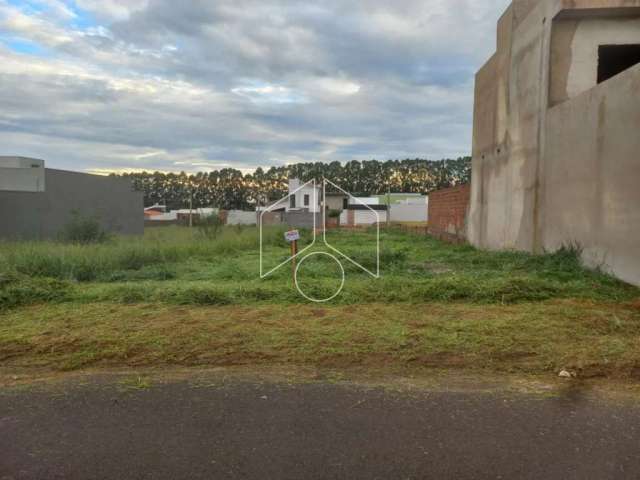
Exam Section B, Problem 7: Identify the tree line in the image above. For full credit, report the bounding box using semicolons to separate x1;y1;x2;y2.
114;157;471;210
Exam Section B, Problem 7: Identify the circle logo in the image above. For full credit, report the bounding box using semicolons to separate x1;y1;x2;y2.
294;252;345;303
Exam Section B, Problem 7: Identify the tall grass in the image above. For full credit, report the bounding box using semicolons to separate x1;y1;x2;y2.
0;226;287;282
0;226;637;310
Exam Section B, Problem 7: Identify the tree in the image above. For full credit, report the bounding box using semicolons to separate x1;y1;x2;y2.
121;157;472;209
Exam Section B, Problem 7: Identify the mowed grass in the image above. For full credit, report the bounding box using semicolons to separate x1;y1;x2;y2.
2;301;640;377
1;226;639;376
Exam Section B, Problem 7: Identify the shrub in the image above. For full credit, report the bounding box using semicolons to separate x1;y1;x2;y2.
59;211;109;244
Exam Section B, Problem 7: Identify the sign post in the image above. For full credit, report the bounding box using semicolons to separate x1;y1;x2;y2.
284;230;301;279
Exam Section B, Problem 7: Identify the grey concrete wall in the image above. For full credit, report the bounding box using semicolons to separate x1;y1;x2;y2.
226;210;257;225
0;168;144;240
468;0;640;286
543;63;640;285
283;211;320;229
549;16;640;106
389;204;428;223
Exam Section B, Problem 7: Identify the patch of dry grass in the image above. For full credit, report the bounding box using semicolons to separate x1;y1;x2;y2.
1;300;639;378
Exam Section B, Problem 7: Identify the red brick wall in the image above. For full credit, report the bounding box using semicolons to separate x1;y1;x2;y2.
427;184;470;243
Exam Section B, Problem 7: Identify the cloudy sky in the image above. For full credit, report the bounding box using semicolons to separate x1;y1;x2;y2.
0;0;510;174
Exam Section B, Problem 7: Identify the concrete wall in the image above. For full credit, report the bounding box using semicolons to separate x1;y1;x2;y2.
389;204;428;223
260;211;283;226
340;209;387;226
325;195;347;212
283;211;321;229
468;0;640;286
0;168;144;240
0;157;45;192
550;16;640;106
226;210;257;225
543;63;640;285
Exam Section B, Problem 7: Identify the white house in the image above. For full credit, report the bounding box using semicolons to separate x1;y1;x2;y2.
287;178;321;213
257;178;321;213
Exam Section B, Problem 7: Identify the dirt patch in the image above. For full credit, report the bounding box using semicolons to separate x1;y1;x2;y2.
407;353;469;367
628;299;640;312
490;351;538;361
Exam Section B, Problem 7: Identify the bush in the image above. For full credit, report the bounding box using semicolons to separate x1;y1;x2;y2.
59;211;109;244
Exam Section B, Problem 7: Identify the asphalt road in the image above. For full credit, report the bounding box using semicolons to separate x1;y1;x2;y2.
1;376;640;479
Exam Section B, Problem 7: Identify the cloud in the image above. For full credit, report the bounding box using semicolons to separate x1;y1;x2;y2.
0;0;511;173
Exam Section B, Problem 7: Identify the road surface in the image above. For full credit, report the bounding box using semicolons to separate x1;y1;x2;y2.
1;374;639;479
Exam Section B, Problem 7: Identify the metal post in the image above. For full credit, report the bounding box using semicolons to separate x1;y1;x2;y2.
386;186;391;228
189;189;193;228
291;240;297;279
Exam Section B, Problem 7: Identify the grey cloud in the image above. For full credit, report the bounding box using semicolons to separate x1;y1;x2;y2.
0;0;511;173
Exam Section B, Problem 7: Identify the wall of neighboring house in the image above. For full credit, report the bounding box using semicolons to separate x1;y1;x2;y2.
325;195;347;212
549;15;640;106
543;63;640;285
467;0;640;286
0;168;143;239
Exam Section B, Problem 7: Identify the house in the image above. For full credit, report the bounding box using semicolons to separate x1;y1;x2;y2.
286;178;321;213
467;0;640;286
144;204;169;219
325;191;349;213
256;179;321;213
0;156;143;239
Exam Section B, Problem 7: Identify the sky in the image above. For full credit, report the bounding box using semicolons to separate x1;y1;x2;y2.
0;0;511;174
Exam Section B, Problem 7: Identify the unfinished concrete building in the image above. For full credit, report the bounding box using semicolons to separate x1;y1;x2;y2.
468;0;640;286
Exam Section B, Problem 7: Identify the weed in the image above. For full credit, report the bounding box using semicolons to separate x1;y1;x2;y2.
59;211;109;244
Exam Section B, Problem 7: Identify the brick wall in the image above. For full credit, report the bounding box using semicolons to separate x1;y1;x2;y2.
427;184;470;243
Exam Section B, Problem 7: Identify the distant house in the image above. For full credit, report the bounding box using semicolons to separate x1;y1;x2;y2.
325;191;349;213
0;156;143;240
257;178;322;213
144;204;167;219
286;179;321;213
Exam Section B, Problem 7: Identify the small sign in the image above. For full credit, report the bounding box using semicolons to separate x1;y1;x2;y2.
284;230;300;242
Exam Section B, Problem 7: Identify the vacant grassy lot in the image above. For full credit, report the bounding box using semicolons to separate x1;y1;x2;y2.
1;226;639;377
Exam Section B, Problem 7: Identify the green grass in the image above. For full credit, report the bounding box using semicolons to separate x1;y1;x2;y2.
1;226;639;376
1;301;639;377
0;226;637;310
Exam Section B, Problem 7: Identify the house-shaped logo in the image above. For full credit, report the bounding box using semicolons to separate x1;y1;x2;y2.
259;178;381;301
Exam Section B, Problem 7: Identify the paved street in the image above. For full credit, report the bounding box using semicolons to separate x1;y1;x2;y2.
1;375;640;479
